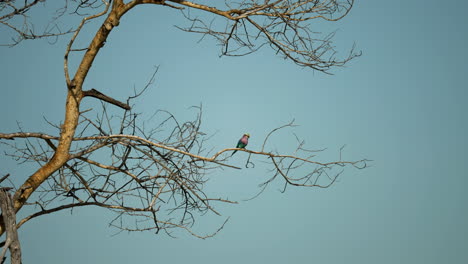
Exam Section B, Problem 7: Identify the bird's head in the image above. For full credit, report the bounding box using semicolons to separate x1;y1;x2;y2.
244;133;250;138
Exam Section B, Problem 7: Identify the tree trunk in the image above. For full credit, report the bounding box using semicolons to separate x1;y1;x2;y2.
0;188;21;264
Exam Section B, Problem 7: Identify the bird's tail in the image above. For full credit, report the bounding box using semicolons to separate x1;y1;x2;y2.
231;149;238;156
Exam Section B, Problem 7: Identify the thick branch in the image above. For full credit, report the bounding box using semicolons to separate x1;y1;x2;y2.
16;201;151;230
83;89;131;110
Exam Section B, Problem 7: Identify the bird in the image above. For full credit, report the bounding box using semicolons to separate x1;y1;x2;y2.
231;133;250;156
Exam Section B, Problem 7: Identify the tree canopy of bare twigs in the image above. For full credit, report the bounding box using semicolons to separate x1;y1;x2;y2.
0;0;366;250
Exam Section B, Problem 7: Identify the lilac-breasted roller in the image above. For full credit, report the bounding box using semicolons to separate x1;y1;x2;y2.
231;133;250;156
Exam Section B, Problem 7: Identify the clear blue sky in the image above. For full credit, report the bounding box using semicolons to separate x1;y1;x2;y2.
1;0;467;263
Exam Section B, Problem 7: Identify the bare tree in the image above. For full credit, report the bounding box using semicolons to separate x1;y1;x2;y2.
0;0;367;261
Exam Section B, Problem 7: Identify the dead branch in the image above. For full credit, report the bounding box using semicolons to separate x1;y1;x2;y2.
174;0;360;73
83;89;131;110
